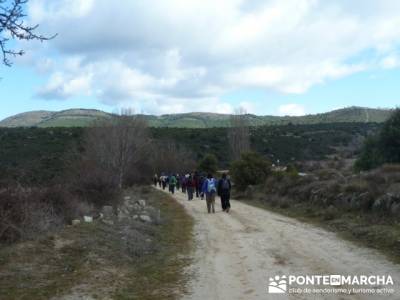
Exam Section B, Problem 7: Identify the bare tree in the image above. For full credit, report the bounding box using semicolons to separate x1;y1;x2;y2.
151;139;196;175
228;107;251;160
0;0;56;66
82;109;151;190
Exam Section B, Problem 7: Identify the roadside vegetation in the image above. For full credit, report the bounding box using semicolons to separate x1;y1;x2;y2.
231;109;400;262
355;108;400;170
0;112;195;299
0;187;193;299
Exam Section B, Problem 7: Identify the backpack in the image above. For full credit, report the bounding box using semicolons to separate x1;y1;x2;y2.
221;179;230;191
207;179;217;193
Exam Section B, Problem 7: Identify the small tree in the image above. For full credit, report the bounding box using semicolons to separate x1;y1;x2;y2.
228;107;251;160
151;139;196;175
198;154;218;174
74;109;151;206
354;136;383;171
230;152;271;190
380;108;400;163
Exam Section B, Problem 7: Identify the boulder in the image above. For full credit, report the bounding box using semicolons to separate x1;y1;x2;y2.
390;202;400;216
102;205;114;217
138;199;146;208
372;198;383;212
102;219;114;226
72;219;81;226
124;196;131;200
388;183;400;198
139;215;152;223
145;207;161;223
84;216;93;223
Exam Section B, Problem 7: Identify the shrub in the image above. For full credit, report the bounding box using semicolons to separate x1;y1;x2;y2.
355;109;400;170
380;108;400;163
230;152;271;190
285;163;299;178
354;136;383;171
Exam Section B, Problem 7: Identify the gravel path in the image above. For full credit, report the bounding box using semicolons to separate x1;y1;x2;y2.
161;188;400;300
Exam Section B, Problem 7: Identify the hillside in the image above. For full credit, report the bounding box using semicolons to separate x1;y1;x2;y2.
0;122;380;184
0;109;111;128
0;106;393;128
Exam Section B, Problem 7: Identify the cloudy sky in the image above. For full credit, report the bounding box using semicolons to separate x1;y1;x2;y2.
1;0;400;120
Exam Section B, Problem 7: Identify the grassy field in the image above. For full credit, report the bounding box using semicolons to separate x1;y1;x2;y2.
0;187;194;300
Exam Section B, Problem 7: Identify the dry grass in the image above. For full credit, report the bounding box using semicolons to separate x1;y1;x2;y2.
0;187;194;300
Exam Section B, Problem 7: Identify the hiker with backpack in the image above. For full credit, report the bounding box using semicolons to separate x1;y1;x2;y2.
218;173;232;212
169;174;177;194
181;175;187;194
194;171;201;198
176;174;181;191
199;175;205;200
161;175;167;190
186;174;195;201
201;173;217;213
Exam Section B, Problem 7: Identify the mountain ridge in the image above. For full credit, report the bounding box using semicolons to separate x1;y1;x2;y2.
0;106;393;128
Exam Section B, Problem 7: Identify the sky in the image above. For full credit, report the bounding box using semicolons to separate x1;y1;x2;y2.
1;0;400;120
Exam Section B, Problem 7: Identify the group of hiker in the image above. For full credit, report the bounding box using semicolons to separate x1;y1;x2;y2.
153;172;232;213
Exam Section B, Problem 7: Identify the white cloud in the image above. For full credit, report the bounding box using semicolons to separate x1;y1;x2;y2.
25;0;400;113
381;54;400;69
278;104;306;116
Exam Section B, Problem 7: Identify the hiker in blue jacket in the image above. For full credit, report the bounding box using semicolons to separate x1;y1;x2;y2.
201;173;217;213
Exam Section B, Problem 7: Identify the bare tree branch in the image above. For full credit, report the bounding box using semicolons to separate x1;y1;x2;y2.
0;0;56;66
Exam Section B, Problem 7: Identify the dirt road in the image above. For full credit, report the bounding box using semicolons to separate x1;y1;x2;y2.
161;189;400;300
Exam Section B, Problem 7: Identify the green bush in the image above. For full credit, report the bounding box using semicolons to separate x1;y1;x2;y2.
230;152;271;190
354;136;383;171
380;108;400;163
198;153;218;174
355;109;400;170
285;163;299;178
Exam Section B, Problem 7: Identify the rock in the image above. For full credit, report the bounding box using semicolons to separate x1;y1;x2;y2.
139;215;152;223
72;219;81;226
350;195;361;210
138;199;146;208
124;196;131;200
372;198;383;212
102;205;114;217
145;207;161;223
118;214;129;222
102;219;114;226
84;216;93;223
388;183;400;198
390;202;400;216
